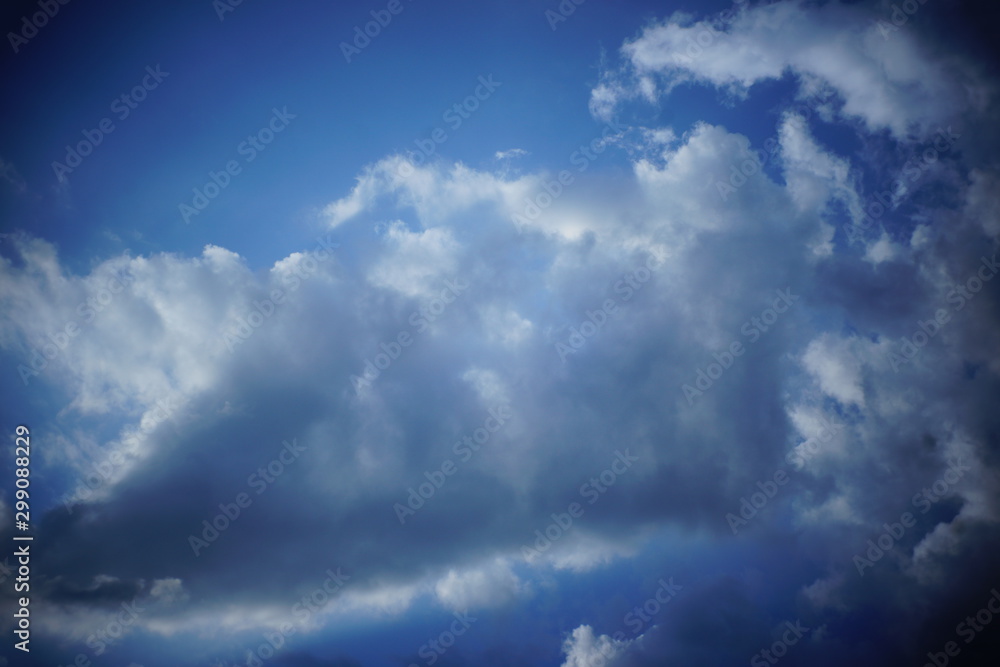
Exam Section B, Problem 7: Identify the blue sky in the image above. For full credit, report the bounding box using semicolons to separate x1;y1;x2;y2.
2;0;1000;666
4;0;711;269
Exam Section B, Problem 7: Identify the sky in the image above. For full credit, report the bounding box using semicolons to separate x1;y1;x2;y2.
1;0;999;665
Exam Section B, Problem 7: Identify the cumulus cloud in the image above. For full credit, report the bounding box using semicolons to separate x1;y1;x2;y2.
560;625;632;667
323;155;538;229
3;93;998;659
1;3;999;666
802;334;866;407
433;557;528;610
594;0;989;138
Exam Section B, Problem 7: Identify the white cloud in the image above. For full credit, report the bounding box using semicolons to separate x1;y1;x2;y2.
522;532;641;573
963;169;1000;237
495;148;528;160
779;112;862;239
560;625;633;667
863;232;900;264
4;24;999;653
149;578;188;605
598;0;987;138
368;222;461;298
802;334;865;407
323;155;538;228
434;557;529;610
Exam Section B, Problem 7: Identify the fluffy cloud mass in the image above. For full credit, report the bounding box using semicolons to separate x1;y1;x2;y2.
0;1;998;665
